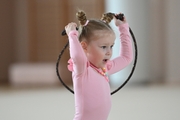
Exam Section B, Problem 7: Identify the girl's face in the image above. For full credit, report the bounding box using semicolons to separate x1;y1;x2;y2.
82;30;116;68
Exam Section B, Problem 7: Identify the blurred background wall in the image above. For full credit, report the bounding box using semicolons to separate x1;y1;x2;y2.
0;0;180;86
0;0;105;86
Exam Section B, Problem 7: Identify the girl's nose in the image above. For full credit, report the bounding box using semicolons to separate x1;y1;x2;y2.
106;48;112;55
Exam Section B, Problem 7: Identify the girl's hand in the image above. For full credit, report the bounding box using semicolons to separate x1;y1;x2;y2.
65;22;77;35
114;13;127;26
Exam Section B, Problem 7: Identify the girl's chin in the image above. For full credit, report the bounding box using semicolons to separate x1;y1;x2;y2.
99;64;106;68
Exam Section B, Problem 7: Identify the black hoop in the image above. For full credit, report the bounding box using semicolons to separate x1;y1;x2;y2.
56;26;138;95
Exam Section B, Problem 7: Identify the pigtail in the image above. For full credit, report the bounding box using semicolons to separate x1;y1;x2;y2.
101;13;114;24
76;11;88;26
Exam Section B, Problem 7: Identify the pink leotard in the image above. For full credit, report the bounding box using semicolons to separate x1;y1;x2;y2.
67;23;133;120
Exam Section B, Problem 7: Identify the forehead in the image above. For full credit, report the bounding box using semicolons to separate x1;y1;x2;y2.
90;30;116;44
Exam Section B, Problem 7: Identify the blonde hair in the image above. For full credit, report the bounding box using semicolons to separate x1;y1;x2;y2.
76;10;114;42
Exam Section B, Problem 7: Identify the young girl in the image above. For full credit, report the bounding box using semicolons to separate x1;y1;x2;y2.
65;10;133;120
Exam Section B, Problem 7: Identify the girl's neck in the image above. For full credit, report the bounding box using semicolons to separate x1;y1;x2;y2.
89;62;108;81
89;62;101;69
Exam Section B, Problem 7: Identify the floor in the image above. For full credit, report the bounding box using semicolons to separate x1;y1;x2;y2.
0;84;180;120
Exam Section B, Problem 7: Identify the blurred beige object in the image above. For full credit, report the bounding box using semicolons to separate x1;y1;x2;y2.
9;63;59;86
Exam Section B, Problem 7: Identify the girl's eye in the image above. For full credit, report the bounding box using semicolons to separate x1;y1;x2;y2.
110;45;114;48
101;46;106;49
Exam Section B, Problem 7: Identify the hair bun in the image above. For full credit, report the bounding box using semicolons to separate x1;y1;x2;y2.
101;13;114;24
76;11;88;26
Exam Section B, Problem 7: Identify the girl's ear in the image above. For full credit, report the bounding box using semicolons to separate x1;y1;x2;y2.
81;41;88;51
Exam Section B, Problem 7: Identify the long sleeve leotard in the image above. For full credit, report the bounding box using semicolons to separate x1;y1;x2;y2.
67;23;133;120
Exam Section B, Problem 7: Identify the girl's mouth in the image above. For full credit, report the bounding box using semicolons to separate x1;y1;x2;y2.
103;59;108;62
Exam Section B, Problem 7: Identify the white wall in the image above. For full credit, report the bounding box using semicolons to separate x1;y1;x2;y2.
105;0;151;86
165;0;180;83
105;0;180;86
